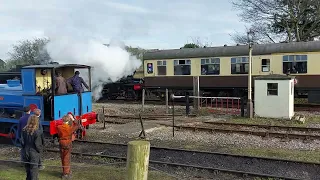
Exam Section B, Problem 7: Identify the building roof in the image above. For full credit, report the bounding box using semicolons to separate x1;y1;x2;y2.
143;41;320;60
22;64;91;69
254;74;295;80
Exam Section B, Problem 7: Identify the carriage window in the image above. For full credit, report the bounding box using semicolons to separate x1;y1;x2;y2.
261;59;270;72
283;55;307;74
157;60;167;75
231;57;249;74
201;58;220;75
174;59;191;75
267;83;278;96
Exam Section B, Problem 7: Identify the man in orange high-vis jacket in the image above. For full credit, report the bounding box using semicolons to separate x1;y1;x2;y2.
57;114;79;179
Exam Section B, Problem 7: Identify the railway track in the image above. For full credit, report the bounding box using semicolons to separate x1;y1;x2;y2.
103;114;195;124
160;123;320;141
44;140;320;179
104;114;196;119
204;121;320;133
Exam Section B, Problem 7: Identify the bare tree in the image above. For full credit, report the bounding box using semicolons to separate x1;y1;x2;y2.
231;0;320;44
182;37;214;48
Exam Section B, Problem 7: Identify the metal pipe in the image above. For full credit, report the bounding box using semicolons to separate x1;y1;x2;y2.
247;30;254;119
172;96;175;137
88;67;92;91
171;94;240;100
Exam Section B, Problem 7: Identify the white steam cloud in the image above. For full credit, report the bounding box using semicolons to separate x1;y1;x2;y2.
45;35;142;101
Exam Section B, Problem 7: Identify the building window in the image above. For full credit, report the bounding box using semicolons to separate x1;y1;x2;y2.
283;55;307;74
157;60;167;75
231;57;249;74
174;59;191;75
201;58;220;75
267;83;278;96
262;59;270;72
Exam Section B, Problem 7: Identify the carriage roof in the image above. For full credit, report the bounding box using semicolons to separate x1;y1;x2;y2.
22;64;91;69
143;41;320;60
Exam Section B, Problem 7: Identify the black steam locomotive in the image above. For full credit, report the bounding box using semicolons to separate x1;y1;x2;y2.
100;75;143;101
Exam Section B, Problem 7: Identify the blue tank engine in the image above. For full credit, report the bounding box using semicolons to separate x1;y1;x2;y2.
0;64;98;146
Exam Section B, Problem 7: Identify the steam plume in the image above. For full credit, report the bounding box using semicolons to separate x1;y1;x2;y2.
45;35;142;101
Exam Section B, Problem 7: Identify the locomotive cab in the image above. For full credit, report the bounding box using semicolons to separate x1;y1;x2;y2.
21;64;96;140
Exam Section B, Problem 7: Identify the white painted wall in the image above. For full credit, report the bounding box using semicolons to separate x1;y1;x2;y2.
254;79;294;119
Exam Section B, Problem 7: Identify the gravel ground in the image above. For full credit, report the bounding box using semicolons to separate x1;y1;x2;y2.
1;103;320;179
88;103;320;152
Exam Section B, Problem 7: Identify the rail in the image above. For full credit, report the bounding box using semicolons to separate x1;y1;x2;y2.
58;140;318;179
45;148;301;179
160;123;320;141
204;121;320;132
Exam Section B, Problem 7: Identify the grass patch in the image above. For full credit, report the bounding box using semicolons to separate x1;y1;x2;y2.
224;116;320;127
0;159;175;180
229;147;320;164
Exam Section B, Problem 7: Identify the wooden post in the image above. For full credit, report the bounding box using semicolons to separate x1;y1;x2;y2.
126;140;150;180
165;89;169;114
193;76;200;111
138;114;146;139
142;88;145;112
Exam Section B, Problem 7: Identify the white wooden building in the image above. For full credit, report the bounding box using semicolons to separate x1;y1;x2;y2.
254;74;295;119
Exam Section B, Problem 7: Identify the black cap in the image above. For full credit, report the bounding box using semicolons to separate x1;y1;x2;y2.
23;106;30;112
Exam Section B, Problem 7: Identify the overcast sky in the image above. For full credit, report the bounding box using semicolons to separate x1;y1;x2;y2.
0;0;246;60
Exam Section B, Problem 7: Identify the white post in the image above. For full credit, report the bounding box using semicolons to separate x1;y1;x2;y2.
247;34;253;119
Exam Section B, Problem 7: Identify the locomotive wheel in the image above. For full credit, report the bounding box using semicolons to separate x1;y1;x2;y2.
9;124;20;147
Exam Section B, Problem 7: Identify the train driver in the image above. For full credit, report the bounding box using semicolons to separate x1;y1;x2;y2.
67;71;89;94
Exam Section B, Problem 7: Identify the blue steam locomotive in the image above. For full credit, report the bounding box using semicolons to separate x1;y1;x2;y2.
0;64;98;146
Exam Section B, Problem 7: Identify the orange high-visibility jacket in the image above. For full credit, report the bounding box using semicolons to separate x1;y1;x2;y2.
57;121;79;147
